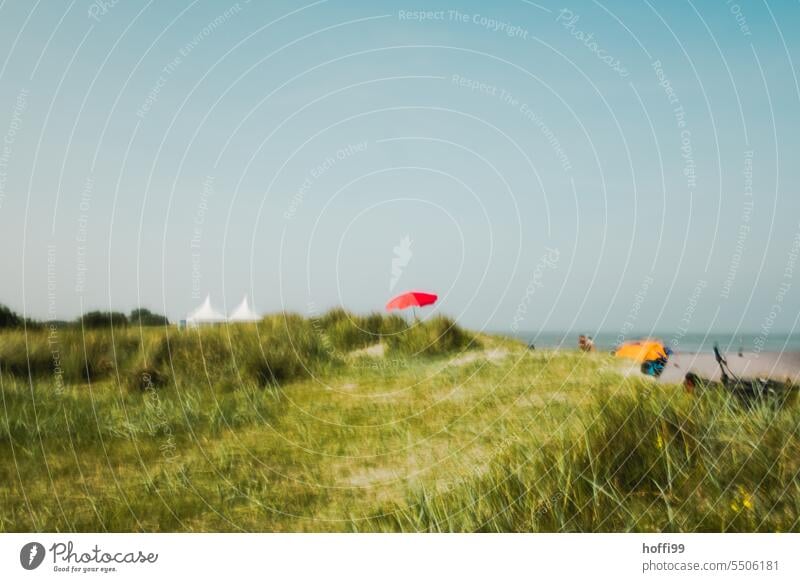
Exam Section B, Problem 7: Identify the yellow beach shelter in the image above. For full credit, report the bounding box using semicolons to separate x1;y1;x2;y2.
614;339;668;363
614;339;671;377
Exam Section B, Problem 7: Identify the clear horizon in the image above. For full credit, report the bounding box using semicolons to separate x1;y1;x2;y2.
1;0;798;337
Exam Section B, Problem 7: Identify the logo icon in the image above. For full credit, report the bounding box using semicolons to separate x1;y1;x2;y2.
20;542;46;570
390;235;413;291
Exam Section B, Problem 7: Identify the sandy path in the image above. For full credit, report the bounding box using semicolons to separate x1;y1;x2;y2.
447;348;509;367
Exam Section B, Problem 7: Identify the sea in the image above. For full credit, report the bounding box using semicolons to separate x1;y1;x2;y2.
497;331;800;354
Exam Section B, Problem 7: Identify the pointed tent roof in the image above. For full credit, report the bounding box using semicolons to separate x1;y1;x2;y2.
186;294;226;324
228;295;260;322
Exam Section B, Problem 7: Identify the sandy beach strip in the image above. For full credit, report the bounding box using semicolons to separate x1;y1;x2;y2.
656;351;800;384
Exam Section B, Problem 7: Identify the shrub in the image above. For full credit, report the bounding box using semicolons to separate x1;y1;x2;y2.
0;330;52;377
0;304;23;329
155;316;330;389
311;309;409;353
385;315;475;356
0;327;148;384
317;309;376;352
243;344;309;386
250;313;332;383
80;311;129;329
0;310;474;389
130;308;169;326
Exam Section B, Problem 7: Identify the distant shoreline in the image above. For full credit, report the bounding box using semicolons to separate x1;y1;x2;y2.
495;330;800;354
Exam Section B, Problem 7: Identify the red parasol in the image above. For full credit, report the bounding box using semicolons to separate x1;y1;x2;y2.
385;291;438;312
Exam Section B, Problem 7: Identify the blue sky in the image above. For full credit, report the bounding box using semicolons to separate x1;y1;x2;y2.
0;0;798;336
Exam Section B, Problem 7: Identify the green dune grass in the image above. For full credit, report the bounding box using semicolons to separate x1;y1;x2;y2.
0;312;798;532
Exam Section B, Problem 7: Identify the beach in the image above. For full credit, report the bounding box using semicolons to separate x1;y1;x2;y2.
516;332;800;384
657;350;800;384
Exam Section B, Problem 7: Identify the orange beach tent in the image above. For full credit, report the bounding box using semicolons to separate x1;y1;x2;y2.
614;339;671;376
614;339;668;363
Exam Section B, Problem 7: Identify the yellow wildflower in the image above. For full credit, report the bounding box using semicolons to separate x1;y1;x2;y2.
731;486;754;512
738;486;753;510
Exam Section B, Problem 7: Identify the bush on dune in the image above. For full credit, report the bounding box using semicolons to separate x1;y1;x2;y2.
79;310;130;329
249;313;333;383
0;310;475;391
0;305;169;385
155;312;473;390
370;312;409;336
0;303;42;330
314;308;408;352
157;314;333;389
0;331;51;377
385;315;476;357
315;308;375;351
130;308;169;327
0;304;24;329
0;327;145;384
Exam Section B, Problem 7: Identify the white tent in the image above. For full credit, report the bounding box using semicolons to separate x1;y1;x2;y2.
186;294;226;327
228;295;260;322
